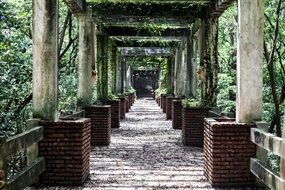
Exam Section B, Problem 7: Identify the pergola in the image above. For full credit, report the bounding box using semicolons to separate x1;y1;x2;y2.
25;0;284;189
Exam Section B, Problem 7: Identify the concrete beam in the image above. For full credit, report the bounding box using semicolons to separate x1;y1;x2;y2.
211;0;236;18
101;16;193;28
251;158;285;190
119;47;171;57
63;0;86;13
236;0;263;123
104;26;190;37
32;0;58;121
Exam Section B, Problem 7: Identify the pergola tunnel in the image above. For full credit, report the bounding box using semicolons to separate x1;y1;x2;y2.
1;0;285;190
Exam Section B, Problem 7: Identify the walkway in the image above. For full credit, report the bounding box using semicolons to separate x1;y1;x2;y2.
28;98;214;189
89;98;209;189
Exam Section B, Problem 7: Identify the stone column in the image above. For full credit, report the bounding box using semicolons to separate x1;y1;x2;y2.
170;55;175;95
32;0;58;121
116;56;122;93
77;13;93;108
125;63;131;91
121;57;126;93
110;46;118;94
97;35;109;100
174;49;179;96
201;18;219;106
166;57;172;94
236;0;264;123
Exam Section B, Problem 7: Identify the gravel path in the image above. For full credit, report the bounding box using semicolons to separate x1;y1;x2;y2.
28;98;255;190
88;98;210;189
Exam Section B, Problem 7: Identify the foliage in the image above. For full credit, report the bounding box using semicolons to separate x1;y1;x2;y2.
0;0;79;137
0;0;33;137
182;98;201;108
216;3;237;116
154;88;167;98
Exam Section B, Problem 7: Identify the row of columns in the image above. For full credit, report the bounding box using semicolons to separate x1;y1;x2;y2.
32;0;264;125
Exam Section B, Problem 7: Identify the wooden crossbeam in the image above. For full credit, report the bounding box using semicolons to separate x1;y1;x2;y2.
63;0;86;13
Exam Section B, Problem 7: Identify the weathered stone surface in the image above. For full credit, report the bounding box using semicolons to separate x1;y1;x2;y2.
63;0;86;13
32;0;58;121
236;0;264;123
77;14;93;108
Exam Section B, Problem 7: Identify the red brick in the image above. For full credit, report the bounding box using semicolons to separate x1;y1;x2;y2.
203;118;256;188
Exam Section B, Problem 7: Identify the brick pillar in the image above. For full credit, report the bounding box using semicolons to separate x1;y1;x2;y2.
204;118;256;187
182;107;209;147
85;106;111;146
166;97;179;120
102;100;120;128
125;96;129;113
128;94;132;109
172;100;182;129
119;96;126;119
161;94;167;113
39;119;91;186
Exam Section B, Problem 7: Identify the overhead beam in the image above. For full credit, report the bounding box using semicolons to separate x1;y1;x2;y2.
119;47;171;57
92;1;210;18
211;0;236;18
111;36;181;47
98;16;192;28
63;0;87;13
103;26;190;37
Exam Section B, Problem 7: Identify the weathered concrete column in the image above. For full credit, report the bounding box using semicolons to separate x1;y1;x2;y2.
175;39;187;98
32;0;58;121
97;35;109;100
175;47;183;97
77;14;93;108
125;64;132;91
236;0;264;123
186;35;196;98
201;18;219;106
116;56;122;93
170;55;175;94
110;45;118;94
173;49;179;96
166;57;173;94
121;58;126;93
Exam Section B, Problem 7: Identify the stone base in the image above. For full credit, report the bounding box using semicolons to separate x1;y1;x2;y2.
172;100;182;129
102;100;120;128
125;97;130;113
39;119;91;186
161;94;167;113
204;118;256;187
166;97;179;120
182;107;209;147
119;96;126;120
128;94;132;109
156;96;160;106
85;106;111;146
